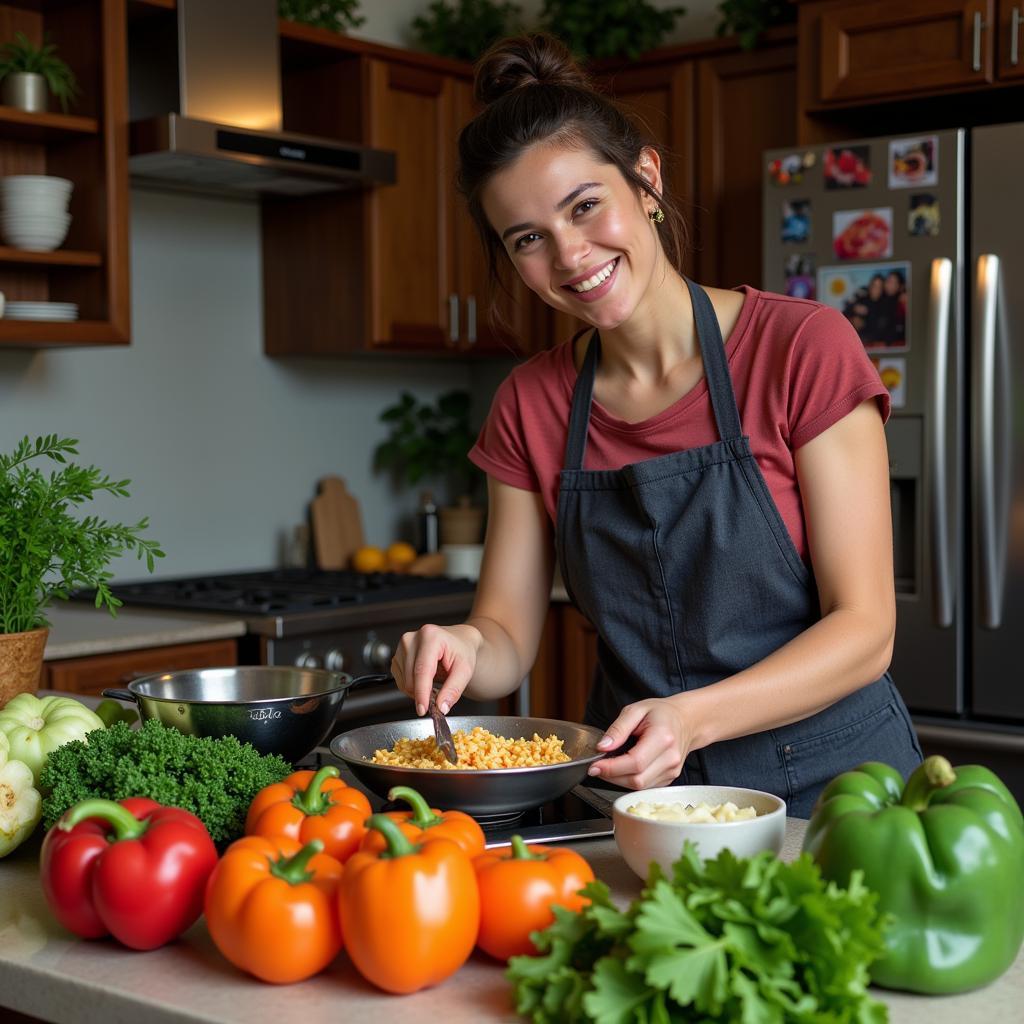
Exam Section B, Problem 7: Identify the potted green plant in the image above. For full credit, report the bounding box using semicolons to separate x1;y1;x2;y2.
539;0;687;60
413;0;523;62
715;0;797;50
374;391;486;546
0;435;164;705
278;0;365;33
0;31;80;114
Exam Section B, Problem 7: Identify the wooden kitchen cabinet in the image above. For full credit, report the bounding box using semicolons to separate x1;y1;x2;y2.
42;637;238;695
795;0;1024;109
530;603;598;724
0;0;131;349
264;25;529;357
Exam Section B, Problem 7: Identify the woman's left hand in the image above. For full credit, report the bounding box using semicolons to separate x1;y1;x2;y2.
586;698;694;789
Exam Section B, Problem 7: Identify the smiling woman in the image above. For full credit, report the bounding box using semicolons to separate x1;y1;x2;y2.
386;33;923;818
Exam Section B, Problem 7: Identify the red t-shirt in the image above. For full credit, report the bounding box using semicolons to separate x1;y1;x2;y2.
469;286;890;562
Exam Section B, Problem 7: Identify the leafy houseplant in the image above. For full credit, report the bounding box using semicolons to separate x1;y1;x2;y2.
0;31;80;114
539;0;687;61
716;0;797;50
278;0;365;33
0;436;164;702
374;391;485;545
413;0;523;62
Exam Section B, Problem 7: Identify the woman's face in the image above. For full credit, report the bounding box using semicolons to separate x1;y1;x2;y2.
481;141;664;332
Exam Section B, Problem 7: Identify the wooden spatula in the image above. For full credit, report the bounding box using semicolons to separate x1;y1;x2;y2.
429;688;457;765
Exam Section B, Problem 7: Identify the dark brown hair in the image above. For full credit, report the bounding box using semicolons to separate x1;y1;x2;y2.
457;34;688;325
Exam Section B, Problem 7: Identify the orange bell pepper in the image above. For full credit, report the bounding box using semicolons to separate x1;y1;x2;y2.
339;813;479;994
473;835;594;960
358;784;485;859
205;835;344;984
245;764;371;863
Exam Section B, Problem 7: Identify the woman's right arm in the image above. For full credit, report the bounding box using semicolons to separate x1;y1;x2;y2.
392;476;554;717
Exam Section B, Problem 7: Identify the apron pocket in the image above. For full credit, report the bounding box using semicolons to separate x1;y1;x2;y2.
779;699;903;810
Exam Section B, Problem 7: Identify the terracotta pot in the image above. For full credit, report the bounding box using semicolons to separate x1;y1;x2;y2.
0;626;48;705
439;499;485;546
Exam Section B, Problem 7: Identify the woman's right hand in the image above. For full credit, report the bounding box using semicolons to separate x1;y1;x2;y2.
391;623;483;717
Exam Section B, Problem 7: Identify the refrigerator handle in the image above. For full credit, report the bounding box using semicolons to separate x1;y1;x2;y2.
973;254;1008;629
927;258;954;628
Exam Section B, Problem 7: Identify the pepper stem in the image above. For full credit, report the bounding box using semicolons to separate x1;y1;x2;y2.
366;813;422;859
387;786;442;828
291;765;340;816
269;839;324;885
509;835;545;861
900;755;957;812
59;798;149;841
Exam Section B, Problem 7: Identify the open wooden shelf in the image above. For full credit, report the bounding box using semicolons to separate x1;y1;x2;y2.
0;246;103;267
0;319;127;346
0;105;99;141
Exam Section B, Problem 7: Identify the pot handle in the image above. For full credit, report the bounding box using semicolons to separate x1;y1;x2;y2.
341;673;394;694
101;688;139;704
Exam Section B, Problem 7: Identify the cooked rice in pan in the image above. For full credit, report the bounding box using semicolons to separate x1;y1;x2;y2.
368;725;572;770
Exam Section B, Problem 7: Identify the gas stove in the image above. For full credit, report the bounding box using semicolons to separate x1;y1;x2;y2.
72;568;484;726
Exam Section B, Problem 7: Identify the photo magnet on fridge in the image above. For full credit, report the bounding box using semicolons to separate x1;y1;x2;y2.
823;145;872;188
832;208;894;260
767;151;816;186
908;193;940;237
889;135;938;188
872;357;907;409
781;199;811;243
783;254;816;299
818;262;910;352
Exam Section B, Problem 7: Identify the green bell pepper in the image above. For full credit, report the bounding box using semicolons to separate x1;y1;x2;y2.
803;755;1024;994
0;693;104;788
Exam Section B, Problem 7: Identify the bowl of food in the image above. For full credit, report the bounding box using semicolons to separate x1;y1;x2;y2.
330;715;604;815
612;785;786;879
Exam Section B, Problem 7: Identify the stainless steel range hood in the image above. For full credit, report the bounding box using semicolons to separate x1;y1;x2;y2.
128;0;395;197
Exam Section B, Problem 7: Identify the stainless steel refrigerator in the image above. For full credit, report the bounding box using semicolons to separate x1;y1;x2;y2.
762;124;1023;738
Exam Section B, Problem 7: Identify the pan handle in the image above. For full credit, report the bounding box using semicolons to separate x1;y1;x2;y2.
340;673;394;693
101;688;138;703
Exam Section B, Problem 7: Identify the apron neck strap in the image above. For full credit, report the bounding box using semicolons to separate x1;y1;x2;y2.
685;278;742;442
562;279;742;472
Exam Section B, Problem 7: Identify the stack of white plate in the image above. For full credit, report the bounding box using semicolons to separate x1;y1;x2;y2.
4;301;79;321
1;176;74;252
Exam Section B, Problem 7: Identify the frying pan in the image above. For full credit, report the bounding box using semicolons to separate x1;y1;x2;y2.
330;715;605;814
102;666;392;763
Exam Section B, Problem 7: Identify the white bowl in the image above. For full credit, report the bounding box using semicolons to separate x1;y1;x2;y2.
2;212;71;225
3;198;69;214
1;229;71;251
612;785;787;879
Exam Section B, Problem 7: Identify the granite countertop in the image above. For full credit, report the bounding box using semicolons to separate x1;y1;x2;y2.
42;604;247;661
0;817;1021;1024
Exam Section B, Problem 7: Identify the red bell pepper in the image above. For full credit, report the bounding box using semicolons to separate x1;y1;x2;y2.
40;796;218;950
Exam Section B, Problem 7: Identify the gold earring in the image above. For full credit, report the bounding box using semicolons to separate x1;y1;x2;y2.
649;207;665;224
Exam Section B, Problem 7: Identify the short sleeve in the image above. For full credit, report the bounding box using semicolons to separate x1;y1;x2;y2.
469;373;542;492
786;305;891;450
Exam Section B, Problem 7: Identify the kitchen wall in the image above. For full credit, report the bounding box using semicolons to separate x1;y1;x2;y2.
0;0;724;581
0;188;477;579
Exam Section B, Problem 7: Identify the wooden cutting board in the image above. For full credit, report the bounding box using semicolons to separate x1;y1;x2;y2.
310;476;365;570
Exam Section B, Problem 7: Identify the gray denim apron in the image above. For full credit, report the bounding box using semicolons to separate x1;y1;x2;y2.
555;279;922;818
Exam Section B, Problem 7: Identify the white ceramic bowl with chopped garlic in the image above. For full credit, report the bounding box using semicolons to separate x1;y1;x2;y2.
612;785;786;879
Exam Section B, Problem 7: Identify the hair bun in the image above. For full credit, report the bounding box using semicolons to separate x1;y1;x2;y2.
474;33;590;106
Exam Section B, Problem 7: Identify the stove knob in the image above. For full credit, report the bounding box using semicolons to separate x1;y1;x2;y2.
294;652;321;669
364;638;393;671
324;648;346;673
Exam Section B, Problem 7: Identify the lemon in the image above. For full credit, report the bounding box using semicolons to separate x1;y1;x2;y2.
351;545;387;573
386;541;418;570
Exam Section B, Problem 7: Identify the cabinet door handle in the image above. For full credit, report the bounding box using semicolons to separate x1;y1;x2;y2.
972;10;987;72
448;294;459;343
466;295;477;345
1012;6;1021;66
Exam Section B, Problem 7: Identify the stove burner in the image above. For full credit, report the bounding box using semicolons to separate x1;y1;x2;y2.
70;567;476;616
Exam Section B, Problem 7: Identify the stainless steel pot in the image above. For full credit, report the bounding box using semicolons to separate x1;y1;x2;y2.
102;666;392;763
330;715;605;814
